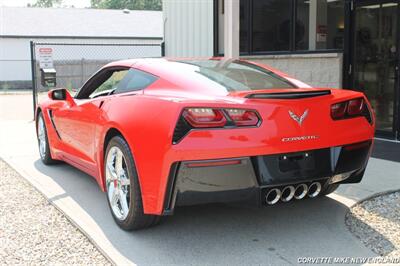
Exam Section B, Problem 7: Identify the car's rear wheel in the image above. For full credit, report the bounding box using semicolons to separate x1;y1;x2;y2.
37;112;57;165
105;136;161;230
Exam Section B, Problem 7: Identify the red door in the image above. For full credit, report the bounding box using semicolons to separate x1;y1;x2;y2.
52;97;108;173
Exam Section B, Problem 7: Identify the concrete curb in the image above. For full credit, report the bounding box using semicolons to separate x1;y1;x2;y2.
344;188;400;258
347;189;400;208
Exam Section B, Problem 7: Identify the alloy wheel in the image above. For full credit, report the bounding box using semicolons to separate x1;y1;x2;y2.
37;115;47;159
105;146;131;220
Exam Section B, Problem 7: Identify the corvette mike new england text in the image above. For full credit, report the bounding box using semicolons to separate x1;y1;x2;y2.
298;256;400;264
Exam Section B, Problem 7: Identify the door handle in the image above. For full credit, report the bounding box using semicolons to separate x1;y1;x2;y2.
98;100;105;109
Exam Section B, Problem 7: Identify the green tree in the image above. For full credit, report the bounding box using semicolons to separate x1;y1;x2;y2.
91;0;161;11
31;0;63;7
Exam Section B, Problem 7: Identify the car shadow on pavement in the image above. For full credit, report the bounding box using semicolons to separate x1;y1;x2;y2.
33;159;387;265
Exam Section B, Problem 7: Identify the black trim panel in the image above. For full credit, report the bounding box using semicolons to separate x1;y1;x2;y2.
163;162;180;215
162;140;372;214
246;90;331;99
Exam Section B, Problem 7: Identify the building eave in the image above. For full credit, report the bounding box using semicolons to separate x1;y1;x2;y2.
0;35;163;40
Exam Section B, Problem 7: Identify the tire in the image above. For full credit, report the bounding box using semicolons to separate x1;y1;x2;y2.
104;136;161;230
36;112;57;165
320;183;340;196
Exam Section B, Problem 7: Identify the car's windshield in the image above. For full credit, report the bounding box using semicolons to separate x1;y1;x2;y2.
174;59;296;91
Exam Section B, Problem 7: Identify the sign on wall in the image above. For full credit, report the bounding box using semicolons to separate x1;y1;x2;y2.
38;47;54;69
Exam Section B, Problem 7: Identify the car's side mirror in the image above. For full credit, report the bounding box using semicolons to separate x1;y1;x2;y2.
49;89;75;105
50;88;66;100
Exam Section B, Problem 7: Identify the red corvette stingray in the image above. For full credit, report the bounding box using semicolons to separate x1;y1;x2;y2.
36;58;375;230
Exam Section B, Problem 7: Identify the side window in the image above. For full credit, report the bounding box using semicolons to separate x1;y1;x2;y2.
89;69;129;99
114;69;158;94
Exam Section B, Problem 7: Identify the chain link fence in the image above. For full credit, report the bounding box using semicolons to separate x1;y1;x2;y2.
30;41;163;113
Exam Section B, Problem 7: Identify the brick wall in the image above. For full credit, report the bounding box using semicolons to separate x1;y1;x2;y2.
243;53;343;89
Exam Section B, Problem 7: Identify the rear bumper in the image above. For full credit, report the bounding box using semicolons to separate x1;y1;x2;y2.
162;140;372;215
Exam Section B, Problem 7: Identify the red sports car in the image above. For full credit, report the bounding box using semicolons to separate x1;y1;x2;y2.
36;58;375;230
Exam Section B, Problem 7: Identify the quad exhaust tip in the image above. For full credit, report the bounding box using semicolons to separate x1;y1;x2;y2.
265;182;322;205
294;184;308;200
265;188;281;205
308;182;322;198
281;186;295;202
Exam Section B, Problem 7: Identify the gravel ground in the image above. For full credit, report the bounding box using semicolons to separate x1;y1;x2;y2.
0;159;111;265
346;191;400;257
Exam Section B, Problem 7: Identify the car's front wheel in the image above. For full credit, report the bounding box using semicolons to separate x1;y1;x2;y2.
104;136;161;230
37;112;57;165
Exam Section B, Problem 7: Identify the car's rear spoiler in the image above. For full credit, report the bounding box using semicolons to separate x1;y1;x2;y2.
245;90;331;99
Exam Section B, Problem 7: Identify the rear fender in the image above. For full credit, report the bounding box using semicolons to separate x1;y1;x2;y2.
96;122;129;192
97;96;183;214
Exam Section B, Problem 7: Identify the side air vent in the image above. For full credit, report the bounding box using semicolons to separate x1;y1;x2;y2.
48;109;62;139
172;115;192;144
246;90;331;99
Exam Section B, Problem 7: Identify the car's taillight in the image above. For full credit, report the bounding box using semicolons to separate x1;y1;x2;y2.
173;107;261;143
331;102;347;119
182;108;227;128
347;98;364;116
225;109;259;127
331;97;372;123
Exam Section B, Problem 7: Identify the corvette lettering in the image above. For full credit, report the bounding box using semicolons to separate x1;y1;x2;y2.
281;135;319;142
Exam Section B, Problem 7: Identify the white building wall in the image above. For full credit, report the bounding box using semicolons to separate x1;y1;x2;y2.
0;37;162;82
163;0;214;57
0;38;33;82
